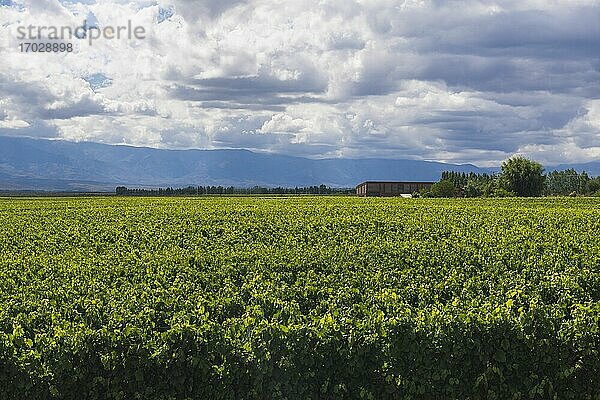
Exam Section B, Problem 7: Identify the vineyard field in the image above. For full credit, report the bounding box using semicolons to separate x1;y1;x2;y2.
1;197;600;399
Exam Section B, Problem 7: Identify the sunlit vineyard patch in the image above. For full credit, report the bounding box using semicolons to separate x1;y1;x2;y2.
1;197;599;399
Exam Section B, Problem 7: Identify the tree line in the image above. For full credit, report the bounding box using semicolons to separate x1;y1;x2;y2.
115;185;354;196
416;156;600;198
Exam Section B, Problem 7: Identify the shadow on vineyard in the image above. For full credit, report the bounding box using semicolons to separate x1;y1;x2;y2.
1;197;600;399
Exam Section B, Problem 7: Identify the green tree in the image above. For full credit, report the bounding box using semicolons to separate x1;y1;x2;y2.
501;156;545;197
430;179;458;198
545;169;590;196
588;177;600;194
463;180;481;198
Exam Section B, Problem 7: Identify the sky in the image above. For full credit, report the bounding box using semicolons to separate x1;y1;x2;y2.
0;0;598;166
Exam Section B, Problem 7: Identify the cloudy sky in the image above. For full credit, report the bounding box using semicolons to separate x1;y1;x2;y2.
0;0;598;166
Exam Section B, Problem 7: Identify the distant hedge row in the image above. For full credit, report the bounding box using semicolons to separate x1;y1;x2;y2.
1;197;600;399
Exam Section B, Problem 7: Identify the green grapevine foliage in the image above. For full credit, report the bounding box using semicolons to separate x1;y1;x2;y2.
1;197;599;399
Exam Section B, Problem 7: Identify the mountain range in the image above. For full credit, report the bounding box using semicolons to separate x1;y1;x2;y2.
0;136;598;191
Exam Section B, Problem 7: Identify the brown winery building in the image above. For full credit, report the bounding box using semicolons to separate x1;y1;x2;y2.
356;181;434;197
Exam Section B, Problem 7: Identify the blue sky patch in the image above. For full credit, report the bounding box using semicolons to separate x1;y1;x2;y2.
84;73;113;91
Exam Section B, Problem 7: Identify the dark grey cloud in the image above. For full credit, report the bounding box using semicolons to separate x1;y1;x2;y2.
39;97;106;120
171;72;328;111
381;4;600;96
0;74;107;121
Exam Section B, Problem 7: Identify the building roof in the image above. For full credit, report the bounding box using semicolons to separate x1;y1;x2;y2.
355;180;435;188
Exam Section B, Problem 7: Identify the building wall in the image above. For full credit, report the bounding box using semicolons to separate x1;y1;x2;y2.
356;182;434;196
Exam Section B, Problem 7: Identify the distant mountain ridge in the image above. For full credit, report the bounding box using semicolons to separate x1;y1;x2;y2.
0;136;597;191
